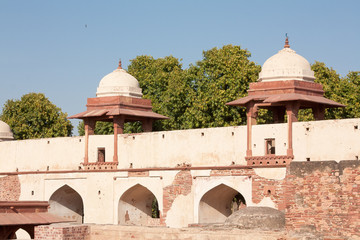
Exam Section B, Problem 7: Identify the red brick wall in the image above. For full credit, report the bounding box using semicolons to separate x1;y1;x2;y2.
35;225;89;240
0;175;20;201
162;170;192;224
285;161;360;239
210;169;286;210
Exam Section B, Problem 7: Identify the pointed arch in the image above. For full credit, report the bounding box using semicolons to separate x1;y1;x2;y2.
118;184;159;226
14;228;32;239
198;183;246;223
49;184;84;223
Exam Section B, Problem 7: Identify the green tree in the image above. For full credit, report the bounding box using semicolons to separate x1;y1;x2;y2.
128;55;193;130
1;93;73;139
77;121;142;136
298;62;359;121
182;45;261;128
343;71;360;118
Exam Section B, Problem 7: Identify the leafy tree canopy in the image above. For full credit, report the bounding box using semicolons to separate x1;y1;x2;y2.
299;62;360;121
183;45;261;128
1;93;73;139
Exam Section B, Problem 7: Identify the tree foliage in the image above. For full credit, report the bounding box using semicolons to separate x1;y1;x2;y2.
1;93;73;139
128;55;193;130
77;121;142;136
182;45;261;128
298;62;360;121
128;45;260;130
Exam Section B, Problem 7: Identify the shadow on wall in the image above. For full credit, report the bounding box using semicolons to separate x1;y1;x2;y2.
49;185;84;223
118;184;160;226
199;184;246;223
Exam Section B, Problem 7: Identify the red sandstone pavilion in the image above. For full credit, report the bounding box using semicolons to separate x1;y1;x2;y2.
227;37;344;166
69;60;168;170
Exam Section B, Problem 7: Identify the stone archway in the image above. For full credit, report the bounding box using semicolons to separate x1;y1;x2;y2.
49;185;84;223
198;184;246;223
118;184;160;226
13;228;31;239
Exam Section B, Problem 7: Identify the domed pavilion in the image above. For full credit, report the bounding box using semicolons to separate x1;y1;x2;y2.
227;37;344;167
0;120;14;142
69;61;168;169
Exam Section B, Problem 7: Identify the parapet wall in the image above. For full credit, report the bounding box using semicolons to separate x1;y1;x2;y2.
0;118;359;172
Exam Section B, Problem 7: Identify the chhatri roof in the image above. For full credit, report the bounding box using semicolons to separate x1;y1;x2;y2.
69;60;168;121
0;120;14;141
96;60;143;98
227;37;345;109
258;37;315;82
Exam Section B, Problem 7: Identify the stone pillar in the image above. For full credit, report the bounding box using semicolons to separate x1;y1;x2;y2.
113;116;125;162
313;105;325;120
286;103;299;156
84;119;96;164
246;103;258;157
142;119;153;132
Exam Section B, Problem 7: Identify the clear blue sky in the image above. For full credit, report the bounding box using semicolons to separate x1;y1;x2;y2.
1;0;359;134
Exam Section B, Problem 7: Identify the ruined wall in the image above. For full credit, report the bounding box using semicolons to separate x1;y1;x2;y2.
162;170;193;226
285;160;360;239
0;175;20;201
210;168;286;210
35;224;89;240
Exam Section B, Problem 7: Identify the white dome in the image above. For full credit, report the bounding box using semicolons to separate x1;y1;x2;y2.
258;47;315;82
0;120;14;141
96;65;143;98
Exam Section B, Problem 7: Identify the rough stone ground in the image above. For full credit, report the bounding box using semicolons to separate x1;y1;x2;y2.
88;225;288;240
35;223;360;240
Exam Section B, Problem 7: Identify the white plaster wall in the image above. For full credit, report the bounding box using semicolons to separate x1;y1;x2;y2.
1;118;360;173
117;126;247;169
251;123;288;156
292;118;360;162
88;135;114;163
0;137;84;172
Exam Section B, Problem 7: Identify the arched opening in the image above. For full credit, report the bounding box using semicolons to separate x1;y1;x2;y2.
49;185;84;223
2;226;33;240
118;184;159;226
199;184;246;223
12;228;31;239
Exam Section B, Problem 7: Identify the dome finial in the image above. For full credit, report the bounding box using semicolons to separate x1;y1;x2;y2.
117;59;122;69
284;33;290;48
